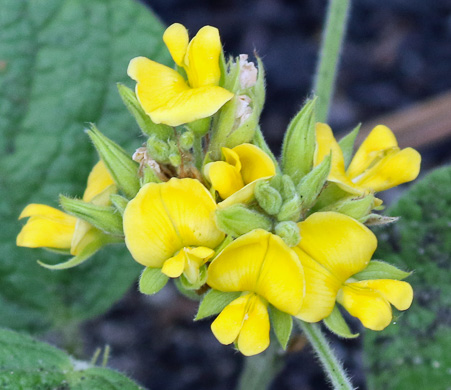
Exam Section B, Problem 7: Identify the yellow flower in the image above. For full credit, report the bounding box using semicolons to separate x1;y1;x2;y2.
293;211;413;331
123;178;225;285
127;23;234;126
204;143;276;201
207;230;304;356
17;161;116;256
315;123;421;194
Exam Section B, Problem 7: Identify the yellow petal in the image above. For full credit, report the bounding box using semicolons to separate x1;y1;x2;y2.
185;26;222;88
185;246;215;265
207;230;304;315
338;284;392;331
19;204;76;223
204;160;244;199
70;225;100;256
293;246;341;322
211;295;248;345
17;210;76;250
297;212;377;282
161;250;186;278
71;219;93;255
353;148;421;192
232;144;276;185
315;123;353;188
83;161;116;204
348;279;413;311
237;295;270;356
163;23;189;67
150;86;233;127
217;179;263;209
123;178;224;268
347;125;398;179
222;148;242;171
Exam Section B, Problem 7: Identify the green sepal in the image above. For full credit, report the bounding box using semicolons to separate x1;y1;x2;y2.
277;195;302;222
353;260;411;281
187;117;211;137
321;194;375;222
255;180;283;215
87;125;140;199
223;56;242;92
338;124;360;169
215;204;273;237
139;267;169;295
275;221;300;247
297;155;331;212
174;278;202;301
253;126;280;173
117;83;172;140
179;264;208;291
195;289;241;320
312;182;350;212
147;134;170;163
281;98;317;185
37;234;116;270
142;166;163;185
323;306;359;339
280;175;297;200
224;104;258;149
59;195;123;235
110;194;128;216
251;56;266;114
179;129;195;150
268;304;293;349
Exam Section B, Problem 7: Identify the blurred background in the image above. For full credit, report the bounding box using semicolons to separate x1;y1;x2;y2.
80;1;451;389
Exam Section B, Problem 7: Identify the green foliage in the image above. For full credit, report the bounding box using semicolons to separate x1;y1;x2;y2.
0;328;143;389
268;305;292;349
139;267;169;295
0;0;170;332
364;166;451;390
195;289;241;320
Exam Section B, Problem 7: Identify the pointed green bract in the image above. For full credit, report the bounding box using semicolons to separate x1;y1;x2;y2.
215;204;273;237
139;267;169;295
298;154;331;212
117;83;172;139
321;194;374;222
195;289;241;320
110;194;129;216
251;57;266;114
323;306;359;339
87;125;140;199
59;195;123;236
253;127;280;172
281;98;317;185
269;305;293;350
353;260;411;281
338;124;360;169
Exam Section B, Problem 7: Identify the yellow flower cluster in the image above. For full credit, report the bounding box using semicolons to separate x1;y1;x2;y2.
17;23;421;357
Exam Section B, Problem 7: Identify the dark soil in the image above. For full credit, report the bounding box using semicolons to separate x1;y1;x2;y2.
82;1;451;389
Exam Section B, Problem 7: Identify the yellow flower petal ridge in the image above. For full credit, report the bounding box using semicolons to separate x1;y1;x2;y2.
128;23;234;126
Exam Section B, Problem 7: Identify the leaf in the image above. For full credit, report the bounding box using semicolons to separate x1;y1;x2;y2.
0;328;143;389
364;166;451;390
0;0;170;332
353;260;411;281
195;289;241;320
268;305;293;349
338;124;360;169
139;267;169;295
281;98;317;185
323;306;359;339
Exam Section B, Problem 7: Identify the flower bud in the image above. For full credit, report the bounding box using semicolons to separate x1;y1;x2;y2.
147;135;170;163
215;204;272;237
255;180;283;215
59;195;123;236
277;195;302;222
87;125;140;199
117;83;172;140
281;175;297;200
180;130;195;150
238;54;258;89
275;221;300;247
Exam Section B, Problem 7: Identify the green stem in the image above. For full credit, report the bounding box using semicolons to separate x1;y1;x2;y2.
193;135;203;170
314;0;351;122
237;341;284;390
298;321;354;390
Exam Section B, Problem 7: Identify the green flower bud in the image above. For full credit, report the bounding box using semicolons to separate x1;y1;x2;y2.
180;130;195;150
281;98;317;185
281;175;297;200
59;195;123;236
187;117;211;137
116;83;172;140
277;195;302;222
87;125;140;199
255;180;283;215
324;194;375;223
297;155;331;212
275;221;300;247
215;204;272;237
147;135;170;163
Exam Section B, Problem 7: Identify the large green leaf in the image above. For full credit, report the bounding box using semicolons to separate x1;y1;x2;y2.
0;0;170;332
364;166;451;390
0;328;144;389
